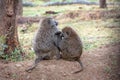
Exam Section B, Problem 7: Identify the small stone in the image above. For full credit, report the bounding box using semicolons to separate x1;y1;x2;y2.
27;75;30;79
15;64;22;67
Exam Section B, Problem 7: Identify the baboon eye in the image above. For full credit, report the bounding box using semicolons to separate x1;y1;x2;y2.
66;32;69;35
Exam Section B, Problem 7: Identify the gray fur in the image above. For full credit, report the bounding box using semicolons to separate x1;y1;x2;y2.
26;17;60;72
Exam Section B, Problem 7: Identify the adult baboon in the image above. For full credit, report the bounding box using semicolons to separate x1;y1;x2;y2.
26;17;60;72
55;26;83;73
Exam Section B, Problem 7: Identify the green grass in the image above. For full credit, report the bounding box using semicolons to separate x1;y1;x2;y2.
89;0;98;2
21;4;120;59
32;0;44;5
23;5;81;16
58;19;120;50
104;66;111;73
50;0;78;2
23;4;115;17
18;19;120;58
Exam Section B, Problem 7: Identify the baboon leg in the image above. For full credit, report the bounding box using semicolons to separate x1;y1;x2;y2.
55;49;61;60
42;55;51;60
73;59;83;74
26;57;42;72
53;42;61;59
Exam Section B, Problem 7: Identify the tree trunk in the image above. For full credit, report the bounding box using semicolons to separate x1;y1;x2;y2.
17;0;23;16
0;0;24;55
99;0;107;8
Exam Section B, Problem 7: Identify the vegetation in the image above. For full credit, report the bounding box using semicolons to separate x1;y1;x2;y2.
18;0;120;60
0;0;119;61
19;19;120;53
0;1;119;80
23;3;118;16
0;36;7;55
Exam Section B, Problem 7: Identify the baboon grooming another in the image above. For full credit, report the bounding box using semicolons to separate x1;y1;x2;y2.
26;17;60;72
55;27;83;73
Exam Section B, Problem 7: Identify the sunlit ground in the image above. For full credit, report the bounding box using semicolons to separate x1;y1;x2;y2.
18;4;120;59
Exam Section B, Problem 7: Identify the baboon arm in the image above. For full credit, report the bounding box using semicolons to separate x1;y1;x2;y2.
53;41;61;51
25;57;42;72
59;40;68;50
55;31;62;35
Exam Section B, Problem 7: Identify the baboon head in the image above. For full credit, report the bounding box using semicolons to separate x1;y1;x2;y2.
62;27;77;39
40;17;58;29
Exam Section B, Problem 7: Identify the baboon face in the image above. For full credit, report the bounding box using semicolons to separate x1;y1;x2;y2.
40;17;58;29
49;18;58;27
62;27;77;39
62;27;72;39
63;31;70;38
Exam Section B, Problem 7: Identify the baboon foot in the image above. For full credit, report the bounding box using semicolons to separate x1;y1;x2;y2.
56;54;61;60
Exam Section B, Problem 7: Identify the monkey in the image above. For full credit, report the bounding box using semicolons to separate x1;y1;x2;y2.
26;17;61;72
54;26;83;73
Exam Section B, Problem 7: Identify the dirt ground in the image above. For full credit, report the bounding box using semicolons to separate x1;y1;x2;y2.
0;43;119;80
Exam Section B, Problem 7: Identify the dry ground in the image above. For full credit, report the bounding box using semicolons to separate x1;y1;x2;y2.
1;6;120;80
0;43;119;80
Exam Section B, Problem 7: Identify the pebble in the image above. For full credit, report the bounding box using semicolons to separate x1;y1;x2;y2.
15;64;22;67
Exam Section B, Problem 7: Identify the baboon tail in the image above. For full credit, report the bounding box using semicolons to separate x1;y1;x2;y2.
25;57;42;72
73;59;84;74
78;59;83;71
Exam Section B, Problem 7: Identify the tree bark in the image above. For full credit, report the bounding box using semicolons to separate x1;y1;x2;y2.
99;0;107;8
17;0;23;16
0;0;24;55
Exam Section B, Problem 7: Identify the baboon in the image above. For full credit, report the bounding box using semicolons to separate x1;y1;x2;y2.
26;17;60;72
55;26;83;73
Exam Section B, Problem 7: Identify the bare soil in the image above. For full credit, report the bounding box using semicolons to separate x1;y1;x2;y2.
0;43;120;80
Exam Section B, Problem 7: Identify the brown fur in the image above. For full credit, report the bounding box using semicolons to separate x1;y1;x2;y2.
57;26;84;73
